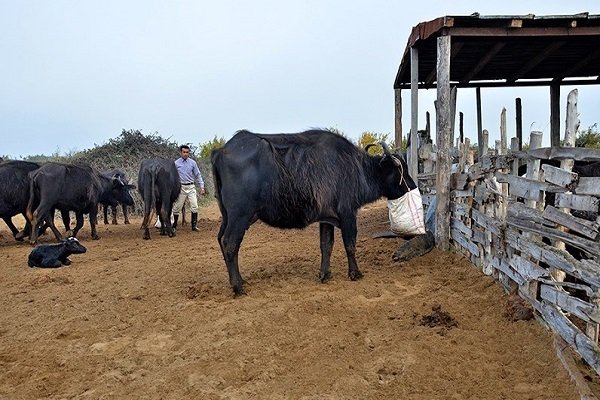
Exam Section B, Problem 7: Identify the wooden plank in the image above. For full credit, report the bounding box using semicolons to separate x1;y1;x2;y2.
450;201;471;217
529;147;600;162
507;202;557;228
451;217;472;237
505;229;600;287
496;172;567;194
540;284;599;324
575;178;600;196
472;226;487;245
508;253;548;281
538;302;600;376
451;188;474;198
553;334;599;400
489;256;525;286
450;173;469;190
451;228;479;257
471;208;502;236
543;205;599;240
555;193;600;212
506;217;600;258
541;164;578;188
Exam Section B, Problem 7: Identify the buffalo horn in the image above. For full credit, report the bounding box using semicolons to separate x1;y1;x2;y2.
380;142;402;167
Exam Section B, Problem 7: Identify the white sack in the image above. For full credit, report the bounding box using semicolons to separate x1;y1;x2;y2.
388;188;426;236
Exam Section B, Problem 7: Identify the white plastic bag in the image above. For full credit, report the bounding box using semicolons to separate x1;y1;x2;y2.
388;188;426;236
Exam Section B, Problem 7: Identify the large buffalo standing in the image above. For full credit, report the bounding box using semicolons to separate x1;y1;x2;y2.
27;163;135;243
0;160;40;239
211;129;417;295
138;159;181;240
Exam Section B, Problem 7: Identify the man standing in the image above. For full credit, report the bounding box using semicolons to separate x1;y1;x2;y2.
173;144;205;232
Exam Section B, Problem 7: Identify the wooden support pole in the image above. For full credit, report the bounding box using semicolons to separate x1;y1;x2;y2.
553;89;580;299
394;89;402;149
425;111;431;143
500;107;507;155
476;87;483;158
550;84;561;146
450;86;457;146
515;97;523;150
482;129;489;157
459;111;464;144
409;47;419;181
435;35;451;251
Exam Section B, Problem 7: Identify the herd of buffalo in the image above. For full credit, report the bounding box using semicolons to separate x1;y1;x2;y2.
2;129;433;294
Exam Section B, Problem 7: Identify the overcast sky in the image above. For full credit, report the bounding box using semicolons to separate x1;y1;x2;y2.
1;1;599;158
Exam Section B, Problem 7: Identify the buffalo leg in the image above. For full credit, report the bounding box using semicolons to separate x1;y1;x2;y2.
319;223;335;283
219;215;250;295
123;204;130;224
89;207;100;240
111;205;118;225
71;212;85;237
340;218;363;281
30;204;63;243
2;217;20;237
103;205;109;224
60;209;71;232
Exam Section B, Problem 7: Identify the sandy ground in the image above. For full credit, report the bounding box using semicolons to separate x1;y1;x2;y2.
0;201;586;399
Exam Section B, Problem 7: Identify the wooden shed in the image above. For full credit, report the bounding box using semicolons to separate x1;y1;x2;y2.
393;13;600;249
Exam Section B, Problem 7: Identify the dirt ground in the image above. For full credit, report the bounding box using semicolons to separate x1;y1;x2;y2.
0;200;586;399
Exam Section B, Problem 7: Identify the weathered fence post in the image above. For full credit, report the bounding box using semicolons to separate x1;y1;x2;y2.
394;89;402;149
435;35;451;250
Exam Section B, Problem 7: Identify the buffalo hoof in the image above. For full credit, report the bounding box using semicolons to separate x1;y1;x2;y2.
169;231;176;238
111;221;118;225
233;286;247;297
92;235;100;240
392;231;435;262
143;229;151;240
349;270;363;281
319;271;332;283
63;258;72;266
124;221;131;225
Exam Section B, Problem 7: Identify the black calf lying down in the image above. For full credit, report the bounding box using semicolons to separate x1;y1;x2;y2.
28;237;87;268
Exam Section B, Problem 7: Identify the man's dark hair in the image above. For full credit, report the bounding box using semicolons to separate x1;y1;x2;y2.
179;145;191;152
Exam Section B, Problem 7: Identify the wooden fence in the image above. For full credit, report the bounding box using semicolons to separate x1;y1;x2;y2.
417;89;600;375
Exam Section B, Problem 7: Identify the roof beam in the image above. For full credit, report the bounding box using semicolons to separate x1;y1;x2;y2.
424;41;464;85
448;26;600;37
553;48;600;82
507;41;565;83
460;42;505;84
395;78;600;90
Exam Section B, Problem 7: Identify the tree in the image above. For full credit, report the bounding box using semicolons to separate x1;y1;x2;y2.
576;124;600;149
198;136;226;160
357;131;395;155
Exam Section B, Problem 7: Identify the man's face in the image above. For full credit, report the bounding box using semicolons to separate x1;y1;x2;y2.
180;148;191;160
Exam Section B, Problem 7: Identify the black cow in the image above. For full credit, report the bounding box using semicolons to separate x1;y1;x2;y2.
100;169;134;225
138;159;181;240
27;163;135;244
211;129;416;295
28;236;87;268
0;160;40;239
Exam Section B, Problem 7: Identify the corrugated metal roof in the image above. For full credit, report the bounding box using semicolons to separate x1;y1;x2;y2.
394;13;600;89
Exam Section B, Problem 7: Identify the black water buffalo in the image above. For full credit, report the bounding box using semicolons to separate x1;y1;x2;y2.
0;160;40;239
211;129;417;295
138;159;181;240
100;169;134;225
28;236;87;268
27;163;135;243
